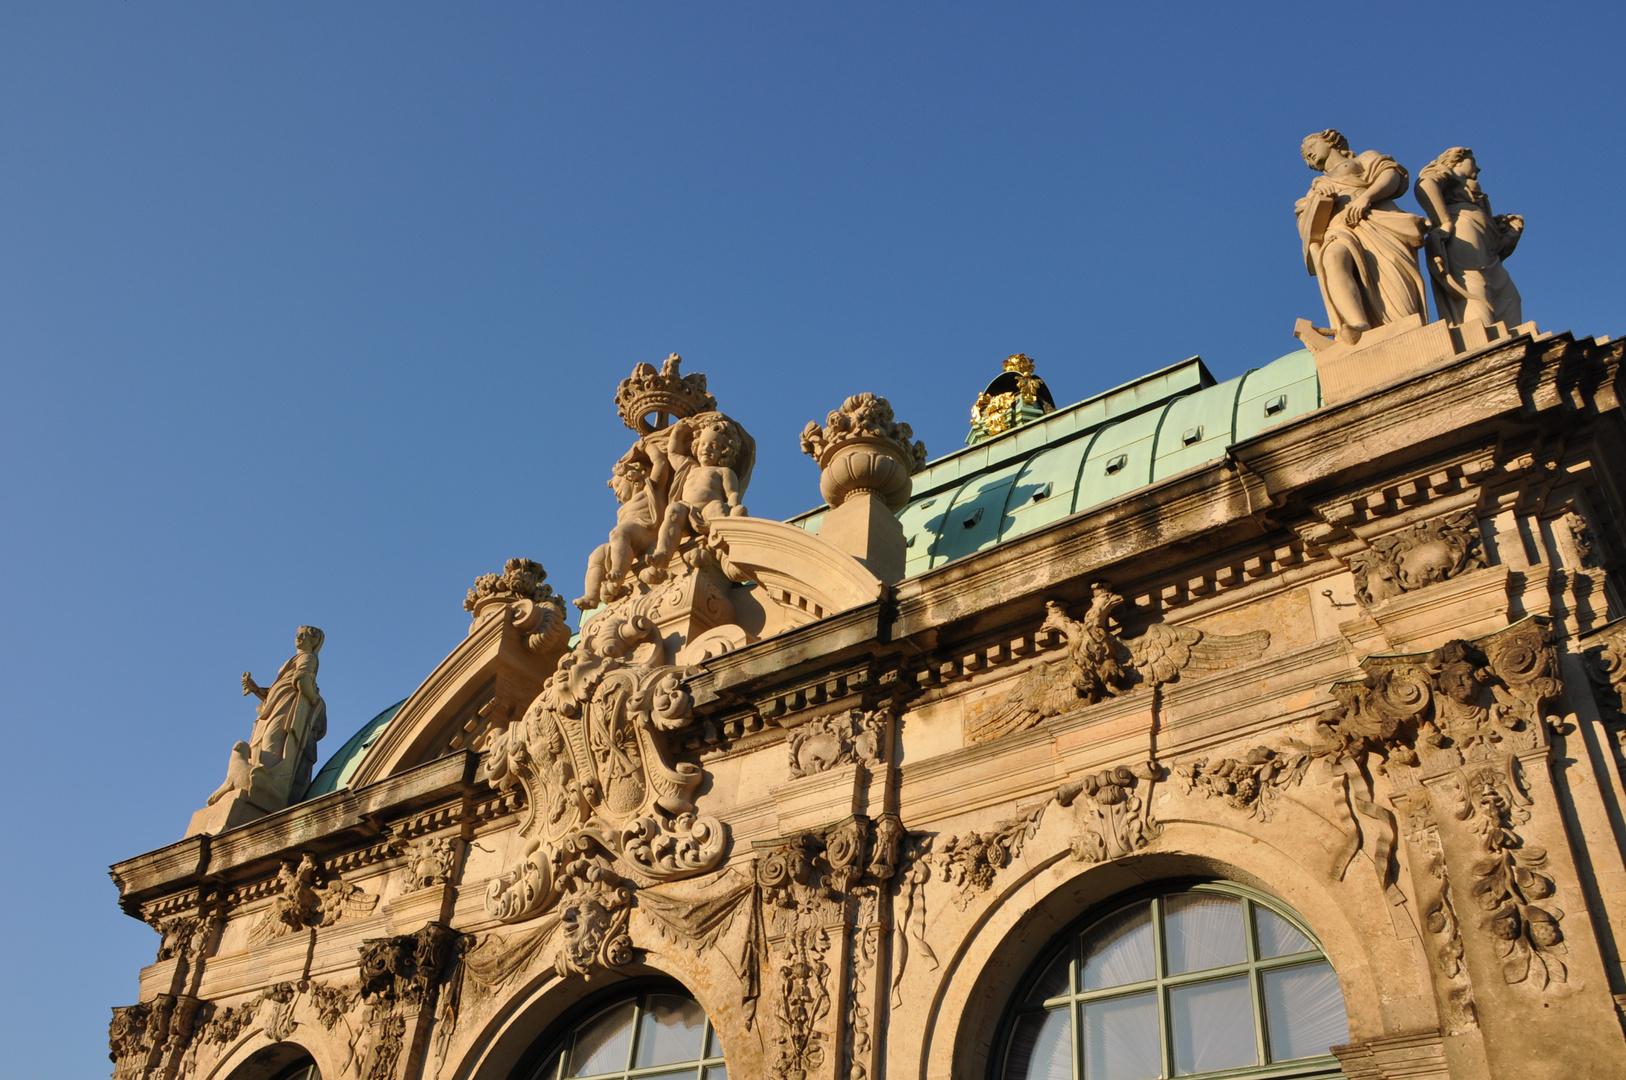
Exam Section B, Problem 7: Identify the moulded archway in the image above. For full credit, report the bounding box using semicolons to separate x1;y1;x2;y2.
919;820;1430;1080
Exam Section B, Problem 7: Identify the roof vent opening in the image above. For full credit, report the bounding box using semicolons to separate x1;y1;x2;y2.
1265;394;1287;416
1181;426;1204;446
1030;481;1053;502
962;507;985;528
1104;454;1128;475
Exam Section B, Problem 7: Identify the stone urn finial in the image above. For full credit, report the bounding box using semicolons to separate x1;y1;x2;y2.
800;393;927;512
801;394;926;584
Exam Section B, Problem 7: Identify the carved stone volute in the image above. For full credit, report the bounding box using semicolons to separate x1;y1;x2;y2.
465;558;570;657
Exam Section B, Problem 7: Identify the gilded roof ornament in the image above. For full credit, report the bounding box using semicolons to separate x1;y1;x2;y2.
968;353;1056;445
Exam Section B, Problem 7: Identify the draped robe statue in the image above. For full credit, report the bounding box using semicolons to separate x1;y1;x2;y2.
1295;129;1429;346
185;626;328;837
1416;147;1524;328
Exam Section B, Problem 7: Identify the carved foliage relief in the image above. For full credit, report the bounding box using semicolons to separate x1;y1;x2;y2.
1177;616;1570;996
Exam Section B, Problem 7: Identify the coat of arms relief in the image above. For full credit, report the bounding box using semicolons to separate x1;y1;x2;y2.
478;356;761;974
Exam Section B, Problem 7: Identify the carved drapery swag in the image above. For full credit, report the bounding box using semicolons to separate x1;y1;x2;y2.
972;584;1270;744
1179;616;1569;992
1347;509;1485;606
480;609;727;973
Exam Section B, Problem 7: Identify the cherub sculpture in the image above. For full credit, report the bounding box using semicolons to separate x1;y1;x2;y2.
642;411;754;581
576;440;671;610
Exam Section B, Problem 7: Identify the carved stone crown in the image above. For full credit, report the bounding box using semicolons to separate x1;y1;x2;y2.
614;353;718;435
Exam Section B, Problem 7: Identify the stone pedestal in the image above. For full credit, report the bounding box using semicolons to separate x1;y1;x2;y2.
819;491;908;585
1296;315;1539;406
183;787;274;838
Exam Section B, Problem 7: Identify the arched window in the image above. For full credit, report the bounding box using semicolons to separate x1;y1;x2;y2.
515;987;728;1080
997;884;1349;1080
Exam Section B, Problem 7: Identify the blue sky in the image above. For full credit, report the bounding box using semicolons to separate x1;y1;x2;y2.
4;4;1623;1073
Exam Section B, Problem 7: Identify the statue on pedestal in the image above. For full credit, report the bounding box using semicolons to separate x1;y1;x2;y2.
185;626;327;836
1295;129;1429;345
1416;147;1524;328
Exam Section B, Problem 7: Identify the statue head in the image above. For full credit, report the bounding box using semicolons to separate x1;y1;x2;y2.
1300;129;1349;171
296;626;325;653
1421;146;1478;183
691;416;743;469
608;457;649;503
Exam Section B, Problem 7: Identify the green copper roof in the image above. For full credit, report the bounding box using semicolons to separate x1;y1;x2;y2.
304;699;407;799
791;349;1319;575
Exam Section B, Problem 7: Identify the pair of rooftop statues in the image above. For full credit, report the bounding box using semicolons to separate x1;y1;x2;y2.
1297;130;1523;345
185;128;1526;837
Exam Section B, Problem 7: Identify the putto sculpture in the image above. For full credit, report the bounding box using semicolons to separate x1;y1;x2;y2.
184;625;328;837
1295;129;1429;346
578;354;753;610
1416;147;1524;328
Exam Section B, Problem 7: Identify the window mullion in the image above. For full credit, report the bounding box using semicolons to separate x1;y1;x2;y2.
1246;900;1270;1070
1071;934;1084;1080
1153;896;1171;1080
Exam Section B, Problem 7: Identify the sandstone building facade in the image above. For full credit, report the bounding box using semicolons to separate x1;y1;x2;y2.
111;142;1626;1080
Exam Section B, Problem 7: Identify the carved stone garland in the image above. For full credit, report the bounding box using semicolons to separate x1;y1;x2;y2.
1178;616;1569;995
754;815;906;1080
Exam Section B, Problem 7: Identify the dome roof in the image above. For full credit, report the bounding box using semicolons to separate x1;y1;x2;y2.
792;348;1319;575
304;699;407;800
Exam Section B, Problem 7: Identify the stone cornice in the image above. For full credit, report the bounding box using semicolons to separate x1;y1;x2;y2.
109;752;479;917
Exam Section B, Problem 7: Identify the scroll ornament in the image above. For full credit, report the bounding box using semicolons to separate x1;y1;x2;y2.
973;583;1270;744
1057;762;1163;863
480;610;728;975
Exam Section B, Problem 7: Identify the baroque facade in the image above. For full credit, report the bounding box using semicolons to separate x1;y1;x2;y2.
112;141;1626;1080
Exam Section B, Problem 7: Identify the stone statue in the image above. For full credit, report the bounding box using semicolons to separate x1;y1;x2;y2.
577;440;671;610
1416;147;1523;328
642;411;754;581
186;626;327;836
1295;129;1429;345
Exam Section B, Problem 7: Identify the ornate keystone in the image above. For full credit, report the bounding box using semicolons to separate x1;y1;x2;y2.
801;392;926;512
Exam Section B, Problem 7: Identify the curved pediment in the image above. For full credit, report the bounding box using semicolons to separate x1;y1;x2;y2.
711;516;883;621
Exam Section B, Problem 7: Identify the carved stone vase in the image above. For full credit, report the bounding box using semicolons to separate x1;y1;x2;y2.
816;435;917;513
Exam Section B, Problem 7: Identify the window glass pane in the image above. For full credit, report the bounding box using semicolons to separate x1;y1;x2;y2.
1002;1007;1072;1080
525;1041;565;1080
704;1069;727;1080
1255;906;1316;959
567;1001;636;1077
638;1073;696;1080
635;994;708;1067
1170;975;1258;1075
1081;900;1155;990
1264;962;1350;1061
1164;894;1247;974
1027;950;1072;1002
1081;991;1161;1080
705;1024;722;1059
